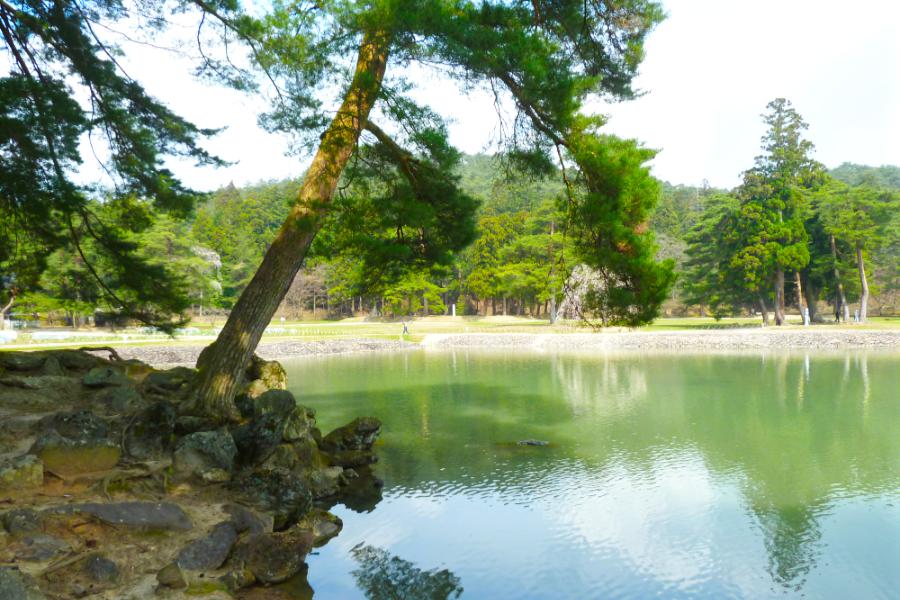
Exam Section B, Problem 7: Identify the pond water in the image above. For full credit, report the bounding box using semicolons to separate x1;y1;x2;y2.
282;349;900;599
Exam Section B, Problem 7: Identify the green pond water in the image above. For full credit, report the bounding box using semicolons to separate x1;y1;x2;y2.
282;349;900;599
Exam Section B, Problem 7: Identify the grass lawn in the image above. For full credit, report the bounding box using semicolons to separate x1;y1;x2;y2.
2;315;898;351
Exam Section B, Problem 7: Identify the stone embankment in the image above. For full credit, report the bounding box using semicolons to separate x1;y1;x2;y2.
421;329;900;351
0;348;383;599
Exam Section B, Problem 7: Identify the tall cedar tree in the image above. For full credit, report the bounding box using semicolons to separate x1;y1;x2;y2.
741;99;823;325
187;0;673;420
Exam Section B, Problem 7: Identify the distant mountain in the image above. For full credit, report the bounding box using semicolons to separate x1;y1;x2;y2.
829;163;900;189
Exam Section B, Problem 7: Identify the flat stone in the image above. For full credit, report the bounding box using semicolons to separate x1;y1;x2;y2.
0;352;45;371
0;566;47;600
0;455;43;490
176;521;238;571
230;526;314;584
0;376;80;407
53;350;106;370
49;502;192;531
15;534;69;561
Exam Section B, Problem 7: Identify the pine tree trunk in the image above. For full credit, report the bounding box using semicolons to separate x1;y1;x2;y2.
774;267;786;325
191;30;391;422
856;244;869;323
829;234;849;322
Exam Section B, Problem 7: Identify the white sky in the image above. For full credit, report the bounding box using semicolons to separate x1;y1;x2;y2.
102;0;900;191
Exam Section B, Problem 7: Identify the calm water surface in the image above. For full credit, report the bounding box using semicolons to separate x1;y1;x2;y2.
282;349;900;599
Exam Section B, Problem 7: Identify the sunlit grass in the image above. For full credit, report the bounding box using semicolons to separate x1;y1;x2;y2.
2;314;897;351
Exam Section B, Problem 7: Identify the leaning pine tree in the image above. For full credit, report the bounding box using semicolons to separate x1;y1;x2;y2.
192;0;675;421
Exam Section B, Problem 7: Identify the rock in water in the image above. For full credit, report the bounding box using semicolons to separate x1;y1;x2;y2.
517;439;550;447
230;526;315;585
321;417;381;452
0;455;43;491
320;417;381;468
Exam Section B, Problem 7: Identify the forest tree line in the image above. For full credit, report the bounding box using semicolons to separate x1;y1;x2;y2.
6;128;898;325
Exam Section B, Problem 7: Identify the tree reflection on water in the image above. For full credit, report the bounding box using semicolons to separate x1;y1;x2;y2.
350;543;463;600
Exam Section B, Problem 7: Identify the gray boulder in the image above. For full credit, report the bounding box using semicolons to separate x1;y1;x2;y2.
229;468;312;530
176;521;238;571
173;428;237;482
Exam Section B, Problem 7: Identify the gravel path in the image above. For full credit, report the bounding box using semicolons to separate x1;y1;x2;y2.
114;338;410;367
112;329;900;367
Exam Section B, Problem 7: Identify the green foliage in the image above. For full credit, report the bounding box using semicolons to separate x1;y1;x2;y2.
0;0;224;328
564;126;676;326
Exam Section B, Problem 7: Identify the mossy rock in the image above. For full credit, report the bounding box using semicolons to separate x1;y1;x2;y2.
0;455;43;490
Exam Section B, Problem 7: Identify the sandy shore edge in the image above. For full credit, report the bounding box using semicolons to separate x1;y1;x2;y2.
107;329;900;367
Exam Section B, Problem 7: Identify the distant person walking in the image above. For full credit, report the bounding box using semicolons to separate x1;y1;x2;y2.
402;320;409;335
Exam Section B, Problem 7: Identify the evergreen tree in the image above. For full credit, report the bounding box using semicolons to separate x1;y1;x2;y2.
191;0;671;420
0;0;224;327
741;99;823;325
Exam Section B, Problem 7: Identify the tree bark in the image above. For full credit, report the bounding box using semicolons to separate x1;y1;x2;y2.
758;294;770;327
794;271;807;325
191;30;391;421
801;272;819;322
0;292;14;330
829;234;850;322
856;244;869;323
774;267;786;326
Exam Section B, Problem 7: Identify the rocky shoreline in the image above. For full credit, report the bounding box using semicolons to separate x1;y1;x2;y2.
0;349;383;599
